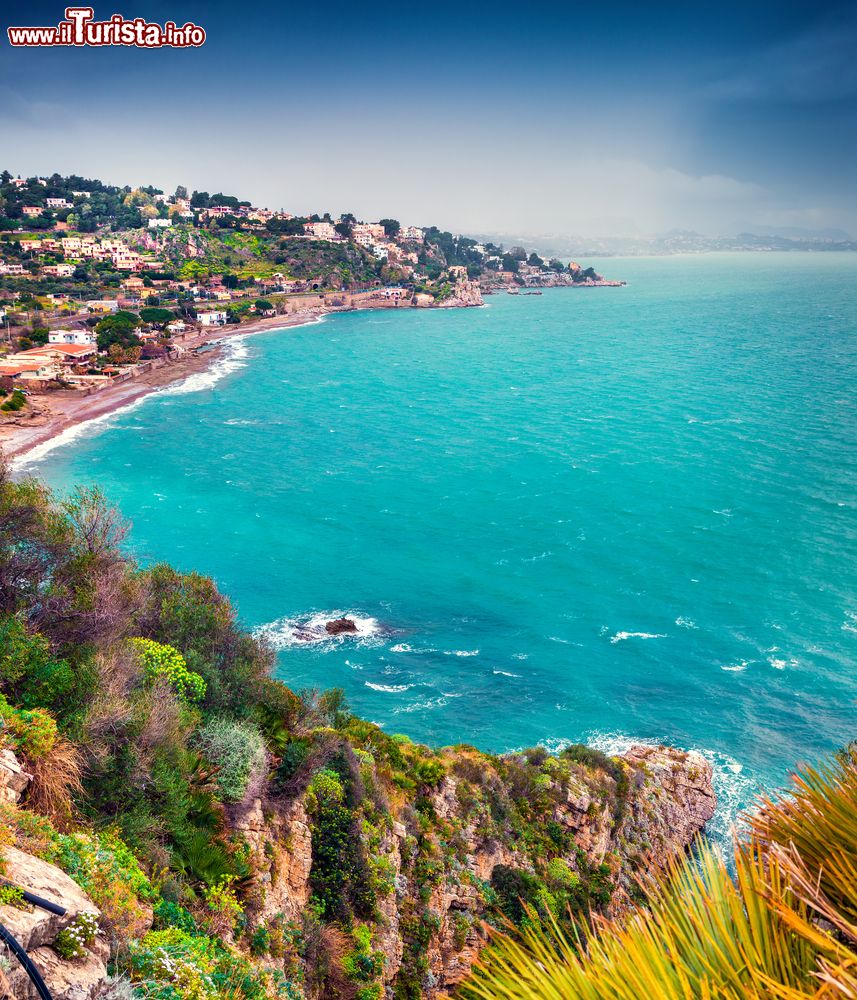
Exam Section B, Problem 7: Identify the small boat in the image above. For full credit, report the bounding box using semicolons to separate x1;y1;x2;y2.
507;288;520;295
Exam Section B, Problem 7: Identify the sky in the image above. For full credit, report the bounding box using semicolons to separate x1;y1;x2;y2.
1;0;855;238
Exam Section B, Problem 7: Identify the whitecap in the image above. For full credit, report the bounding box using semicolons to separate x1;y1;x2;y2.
393;696;449;714
10;390;153;471
721;661;750;672
492;669;521;678
675;617;697;629
365;682;413;693
254;610;385;649
610;631;667;644
160;334;250;397
444;649;479;657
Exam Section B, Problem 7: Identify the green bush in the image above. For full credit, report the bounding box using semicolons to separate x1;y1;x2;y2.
131;637;206;703
1;390;25;413
195;717;266;802
54;911;99;960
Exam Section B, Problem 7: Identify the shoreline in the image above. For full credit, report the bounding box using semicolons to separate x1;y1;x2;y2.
2;308;329;468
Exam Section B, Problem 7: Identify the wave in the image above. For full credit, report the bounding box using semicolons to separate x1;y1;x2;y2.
10;391;153;471
11;335;251;473
365;681;413;693
254;611;385;649
675;617;698;629
393;695;451;714
609;631;667;644
444;649;479;657
161;335;249;396
721;661;750;672
492;669;521;678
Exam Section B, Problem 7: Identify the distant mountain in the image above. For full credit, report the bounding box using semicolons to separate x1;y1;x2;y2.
468;229;857;259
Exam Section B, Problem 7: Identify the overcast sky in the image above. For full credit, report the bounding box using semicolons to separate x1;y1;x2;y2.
1;0;855;237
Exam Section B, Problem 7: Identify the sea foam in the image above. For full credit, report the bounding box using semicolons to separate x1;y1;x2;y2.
254;611;384;649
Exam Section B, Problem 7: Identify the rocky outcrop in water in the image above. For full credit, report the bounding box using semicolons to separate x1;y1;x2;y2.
325;618;358;635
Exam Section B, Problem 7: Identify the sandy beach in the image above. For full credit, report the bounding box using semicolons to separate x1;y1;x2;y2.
0;308;327;466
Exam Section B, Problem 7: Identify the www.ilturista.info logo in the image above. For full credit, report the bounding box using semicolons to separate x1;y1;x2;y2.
7;6;205;47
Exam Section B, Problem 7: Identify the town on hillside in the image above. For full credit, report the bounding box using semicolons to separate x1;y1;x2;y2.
0;171;622;403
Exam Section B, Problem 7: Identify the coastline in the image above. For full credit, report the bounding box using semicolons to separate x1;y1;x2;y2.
1;308;328;468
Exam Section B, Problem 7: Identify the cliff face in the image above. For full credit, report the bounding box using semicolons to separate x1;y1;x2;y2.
0;755;111;1000
442;275;484;308
234;742;714;998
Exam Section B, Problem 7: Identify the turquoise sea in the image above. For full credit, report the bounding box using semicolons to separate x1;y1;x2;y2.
18;253;857;840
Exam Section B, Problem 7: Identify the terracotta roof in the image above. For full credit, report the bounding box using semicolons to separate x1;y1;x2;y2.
0;363;43;374
17;343;94;357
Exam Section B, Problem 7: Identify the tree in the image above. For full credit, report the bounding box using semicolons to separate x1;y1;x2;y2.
254;299;274;313
222;274;239;289
95;310;142;351
380;218;400;237
501;255;520;273
139;307;175;328
174;185;188;200
334;221;353;238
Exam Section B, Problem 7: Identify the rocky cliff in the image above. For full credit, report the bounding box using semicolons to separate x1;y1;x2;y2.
0;731;713;1000
232;738;714;998
0;755;110;1000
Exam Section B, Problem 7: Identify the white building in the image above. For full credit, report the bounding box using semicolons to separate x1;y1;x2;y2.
148;218;173;228
46;198;72;209
198;310;228;327
49;329;95;346
303;221;338;240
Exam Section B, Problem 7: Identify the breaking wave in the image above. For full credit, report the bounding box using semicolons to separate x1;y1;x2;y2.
254;611;385;649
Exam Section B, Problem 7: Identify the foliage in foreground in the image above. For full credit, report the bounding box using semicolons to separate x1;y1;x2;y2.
461;746;857;1000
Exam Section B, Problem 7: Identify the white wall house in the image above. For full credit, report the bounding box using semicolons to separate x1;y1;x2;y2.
49;329;96;346
199;310;228;327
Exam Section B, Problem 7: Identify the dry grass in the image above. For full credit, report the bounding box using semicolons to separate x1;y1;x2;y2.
26;735;83;828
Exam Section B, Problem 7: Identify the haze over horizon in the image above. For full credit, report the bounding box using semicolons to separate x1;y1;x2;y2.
1;0;855;239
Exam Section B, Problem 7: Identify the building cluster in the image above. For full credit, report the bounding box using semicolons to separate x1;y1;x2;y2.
301;219;425;274
4;234;166;274
0;329;97;384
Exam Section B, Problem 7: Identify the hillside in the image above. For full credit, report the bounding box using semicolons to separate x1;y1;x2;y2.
0;466;712;1000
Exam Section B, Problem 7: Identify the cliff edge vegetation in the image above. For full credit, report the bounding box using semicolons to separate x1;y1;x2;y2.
463;742;857;999
0;464;713;1000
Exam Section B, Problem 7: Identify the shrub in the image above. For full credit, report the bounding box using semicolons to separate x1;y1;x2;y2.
54;911;98;960
274;738;310;786
50;830;153;939
131;637;206;703
545;858;579;890
195;718;266;803
0;695;58;759
153;899;198;934
203;876;243;938
0;884;28;910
